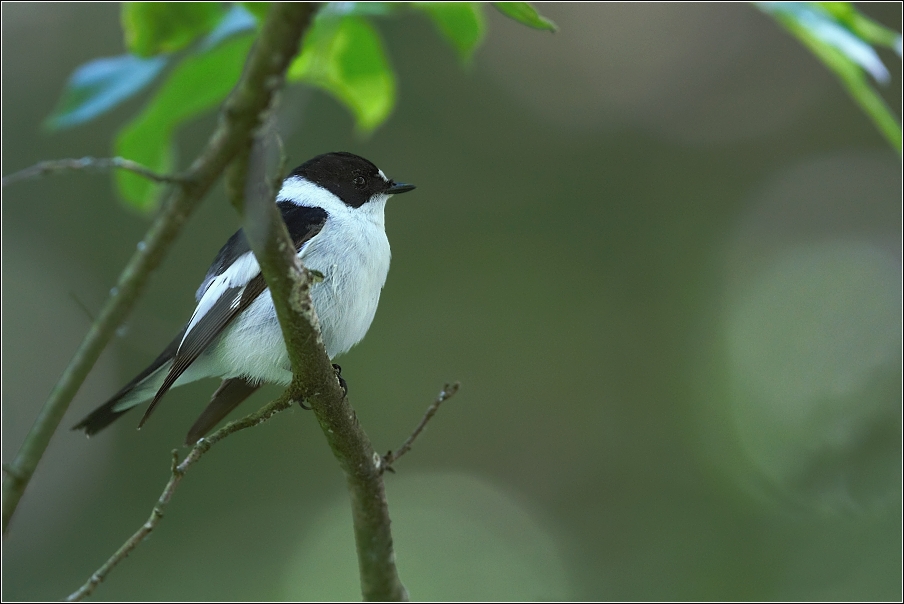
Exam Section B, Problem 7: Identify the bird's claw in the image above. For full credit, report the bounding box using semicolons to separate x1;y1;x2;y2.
332;363;348;396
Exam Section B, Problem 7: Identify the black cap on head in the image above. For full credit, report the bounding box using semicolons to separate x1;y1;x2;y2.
290;152;415;208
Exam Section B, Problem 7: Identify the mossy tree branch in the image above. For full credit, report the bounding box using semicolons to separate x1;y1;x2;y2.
228;132;408;601
1;2;317;534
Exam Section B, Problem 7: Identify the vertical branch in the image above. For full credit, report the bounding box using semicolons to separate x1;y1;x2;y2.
1;2;317;534
232;137;408;601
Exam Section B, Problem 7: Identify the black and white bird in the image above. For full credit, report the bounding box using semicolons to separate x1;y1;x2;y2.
73;152;415;444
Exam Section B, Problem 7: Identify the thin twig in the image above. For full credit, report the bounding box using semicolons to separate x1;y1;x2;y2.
1;156;181;188
382;382;461;472
64;393;295;602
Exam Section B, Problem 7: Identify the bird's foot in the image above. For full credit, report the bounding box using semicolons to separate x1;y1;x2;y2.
298;364;347;409
332;363;348;396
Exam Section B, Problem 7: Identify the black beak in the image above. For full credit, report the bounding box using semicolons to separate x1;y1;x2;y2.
386;181;416;195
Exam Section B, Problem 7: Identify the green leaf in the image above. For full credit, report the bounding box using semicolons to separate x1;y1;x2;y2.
240;2;271;22
493;3;557;32
757;2;902;155
288;16;395;133
115;34;254;210
44;54;167;131
798;32;901;154
763;2;891;82
201;4;259;50
414;3;486;63
319;2;400;18
813;2;902;52
122;2;226;57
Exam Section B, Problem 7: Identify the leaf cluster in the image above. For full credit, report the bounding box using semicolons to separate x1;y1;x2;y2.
44;2;556;211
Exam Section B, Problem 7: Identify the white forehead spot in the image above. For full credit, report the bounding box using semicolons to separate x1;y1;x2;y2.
378;169;388;182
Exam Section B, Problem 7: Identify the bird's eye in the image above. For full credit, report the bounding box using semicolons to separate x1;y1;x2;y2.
353;176;366;188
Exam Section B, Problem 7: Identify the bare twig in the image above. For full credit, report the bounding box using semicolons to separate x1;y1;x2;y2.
1;2;317;534
1;156;181;188
382;382;461;472
64;393;295;602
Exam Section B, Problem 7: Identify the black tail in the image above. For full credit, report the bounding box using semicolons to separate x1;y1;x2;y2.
184;377;260;445
71;389;142;436
72;328;184;436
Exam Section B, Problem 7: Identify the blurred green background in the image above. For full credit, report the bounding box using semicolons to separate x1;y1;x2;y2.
2;3;901;601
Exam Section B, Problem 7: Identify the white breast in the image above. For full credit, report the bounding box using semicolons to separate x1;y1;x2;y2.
302;207;391;358
187;183;392;387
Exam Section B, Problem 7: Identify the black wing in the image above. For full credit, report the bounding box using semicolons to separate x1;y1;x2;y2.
72;325;186;435
195;202;329;299
137;203;328;428
184;377;261;445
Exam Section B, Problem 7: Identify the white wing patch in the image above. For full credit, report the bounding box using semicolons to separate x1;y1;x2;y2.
182;251;260;347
